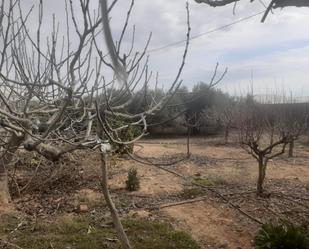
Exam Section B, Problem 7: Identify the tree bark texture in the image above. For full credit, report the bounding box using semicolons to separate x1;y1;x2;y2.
100;152;131;249
0;134;24;204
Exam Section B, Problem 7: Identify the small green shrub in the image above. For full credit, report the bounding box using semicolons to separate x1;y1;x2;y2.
192;176;215;187
125;167;140;191
254;220;309;249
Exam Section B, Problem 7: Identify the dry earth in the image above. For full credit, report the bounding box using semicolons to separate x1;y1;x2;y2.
1;135;309;249
122;136;309;248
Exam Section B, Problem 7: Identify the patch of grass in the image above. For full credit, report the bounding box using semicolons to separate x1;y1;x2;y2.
192;176;215;187
2;215;200;249
124;219;201;249
10;216;115;249
180;187;205;199
192;176;227;187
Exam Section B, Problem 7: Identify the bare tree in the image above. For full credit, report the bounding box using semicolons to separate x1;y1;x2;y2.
206;98;236;143
236;95;306;196
0;0;106;203
95;1;191;248
0;0;192;248
0;0;191;248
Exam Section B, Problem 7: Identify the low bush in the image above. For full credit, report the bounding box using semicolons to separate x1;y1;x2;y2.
125;167;140;191
254;220;309;249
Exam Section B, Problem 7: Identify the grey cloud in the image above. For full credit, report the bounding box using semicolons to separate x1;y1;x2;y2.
15;0;309;96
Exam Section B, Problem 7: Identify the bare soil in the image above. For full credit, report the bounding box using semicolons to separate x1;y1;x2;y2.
1;135;309;249
126;137;309;248
164;201;253;249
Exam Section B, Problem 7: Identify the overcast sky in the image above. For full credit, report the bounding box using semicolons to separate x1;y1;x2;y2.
22;0;309;96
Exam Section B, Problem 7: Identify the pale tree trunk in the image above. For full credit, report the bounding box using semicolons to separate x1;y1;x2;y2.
0;134;24;204
288;140;294;158
100;151;131;249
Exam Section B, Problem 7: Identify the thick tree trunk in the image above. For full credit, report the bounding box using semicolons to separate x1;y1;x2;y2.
0;134;24;204
257;156;266;196
100;152;131;249
288;140;294;158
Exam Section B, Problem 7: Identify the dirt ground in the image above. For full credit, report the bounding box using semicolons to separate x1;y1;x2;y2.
1;135;309;249
164;201;253;249
125;136;309;249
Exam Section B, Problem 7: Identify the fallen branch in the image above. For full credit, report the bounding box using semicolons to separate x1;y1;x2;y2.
149;196;209;210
